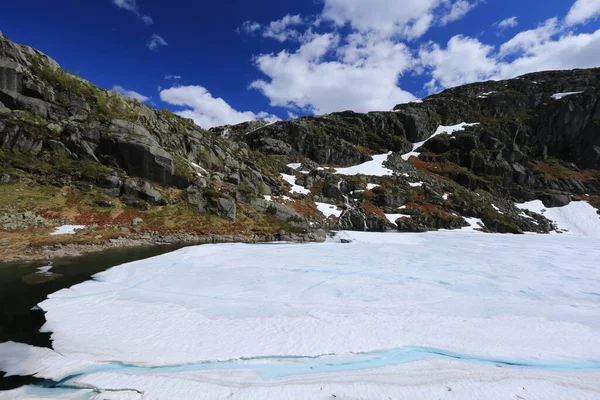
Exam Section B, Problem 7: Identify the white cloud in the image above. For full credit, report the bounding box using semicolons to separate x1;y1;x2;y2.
321;0;475;39
419;35;497;91
496;16;519;30
440;1;477;26
498;18;559;57
113;0;153;25
147;34;167;51
566;0;600;26
250;32;416;114
238;21;261;34
160;85;280;129
419;24;600;92
165;75;182;80
263;14;304;42
495;29;600;80
112;85;151;103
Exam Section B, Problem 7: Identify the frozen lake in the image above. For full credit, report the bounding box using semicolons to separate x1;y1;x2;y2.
2;231;600;399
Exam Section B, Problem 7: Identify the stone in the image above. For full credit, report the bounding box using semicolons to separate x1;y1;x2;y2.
216;197;236;220
131;218;143;227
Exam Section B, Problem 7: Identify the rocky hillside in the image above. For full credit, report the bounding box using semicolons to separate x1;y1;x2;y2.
1;33;599;259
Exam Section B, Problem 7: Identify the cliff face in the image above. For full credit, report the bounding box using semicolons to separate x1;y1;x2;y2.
1;32;599;257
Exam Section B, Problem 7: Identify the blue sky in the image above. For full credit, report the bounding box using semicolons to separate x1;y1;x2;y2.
1;0;600;128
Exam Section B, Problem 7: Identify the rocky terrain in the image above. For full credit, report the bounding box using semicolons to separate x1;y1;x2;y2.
1;32;599;260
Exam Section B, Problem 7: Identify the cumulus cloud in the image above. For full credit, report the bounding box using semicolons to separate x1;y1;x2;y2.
250;32;416;114
112;85;151;102
160;85;280;129
113;0;153;25
566;0;600;26
147;34;167;51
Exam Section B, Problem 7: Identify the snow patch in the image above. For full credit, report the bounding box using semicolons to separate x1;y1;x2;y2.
385;214;411;223
334;152;394;177
315;202;343;218
280;174;310;195
402;123;479;161
366;183;379;190
287;163;302;170
409;182;423;187
50;225;86;236
492;204;504;214
551;91;584;100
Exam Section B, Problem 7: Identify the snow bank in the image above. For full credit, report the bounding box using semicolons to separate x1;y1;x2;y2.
516;200;600;236
50;225;86;235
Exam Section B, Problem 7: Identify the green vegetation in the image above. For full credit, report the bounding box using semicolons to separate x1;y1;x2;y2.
533;158;576;180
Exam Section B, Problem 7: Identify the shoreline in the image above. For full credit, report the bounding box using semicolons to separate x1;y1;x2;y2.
0;229;327;263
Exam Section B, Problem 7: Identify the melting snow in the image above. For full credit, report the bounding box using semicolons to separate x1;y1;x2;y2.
50;225;86;236
334;152;394;176
551;91;584;100
492;204;504;214
287;163;302;170
401;123;479;161
516;200;600;236
409;182;423;187
366;183;379;190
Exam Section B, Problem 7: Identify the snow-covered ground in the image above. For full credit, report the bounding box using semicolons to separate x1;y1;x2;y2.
2;231;600;399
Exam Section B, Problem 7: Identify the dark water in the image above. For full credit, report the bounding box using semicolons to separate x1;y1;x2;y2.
0;243;190;390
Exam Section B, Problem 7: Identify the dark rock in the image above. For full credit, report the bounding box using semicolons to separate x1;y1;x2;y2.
540;193;571;208
122;198;149;211
94;200;114;208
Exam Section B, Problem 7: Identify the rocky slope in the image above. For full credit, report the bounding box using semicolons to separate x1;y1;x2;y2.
1;33;599;260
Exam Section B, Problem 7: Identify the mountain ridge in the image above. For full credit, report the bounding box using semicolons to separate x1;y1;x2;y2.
1;33;599;260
